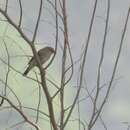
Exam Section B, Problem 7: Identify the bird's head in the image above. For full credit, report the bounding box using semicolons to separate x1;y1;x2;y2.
47;47;55;54
38;47;55;57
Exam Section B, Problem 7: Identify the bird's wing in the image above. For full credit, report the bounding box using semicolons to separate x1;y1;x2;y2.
38;49;46;58
38;48;45;55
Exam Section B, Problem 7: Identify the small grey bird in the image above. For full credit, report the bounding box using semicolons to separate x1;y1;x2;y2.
23;47;55;76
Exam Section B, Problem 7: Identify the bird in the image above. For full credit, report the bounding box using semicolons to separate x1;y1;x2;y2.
23;47;55;76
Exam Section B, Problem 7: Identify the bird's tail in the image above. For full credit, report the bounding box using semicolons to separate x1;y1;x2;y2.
23;66;30;76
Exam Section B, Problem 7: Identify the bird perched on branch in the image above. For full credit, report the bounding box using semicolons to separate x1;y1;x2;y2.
23;47;55;76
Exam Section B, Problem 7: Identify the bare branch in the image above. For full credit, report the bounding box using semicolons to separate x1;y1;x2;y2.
88;0;110;128
0;8;31;43
63;0;98;128
32;0;43;43
35;72;42;124
18;0;23;27
0;78;22;109
60;0;69;129
0;57;42;84
90;4;130;129
3;40;10;96
44;0;58;70
0;95;41;130
46;0;63;20
5;0;8;13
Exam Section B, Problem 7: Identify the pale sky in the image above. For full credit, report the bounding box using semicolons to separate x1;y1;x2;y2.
0;0;130;130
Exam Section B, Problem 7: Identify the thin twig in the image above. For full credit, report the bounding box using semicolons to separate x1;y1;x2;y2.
60;0;69;129
3;40;10;96
90;5;130;129
0;95;41;130
88;0;110;128
46;0;63;20
63;0;98;128
18;0;23;27
35;72;42;124
44;0;58;70
0;78;22;109
32;0;43;42
5;0;8;13
0;8;31;43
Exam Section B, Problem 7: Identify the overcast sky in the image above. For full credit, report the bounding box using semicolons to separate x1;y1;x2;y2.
0;0;130;130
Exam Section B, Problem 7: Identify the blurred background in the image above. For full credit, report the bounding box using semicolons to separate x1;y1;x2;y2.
0;0;130;130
